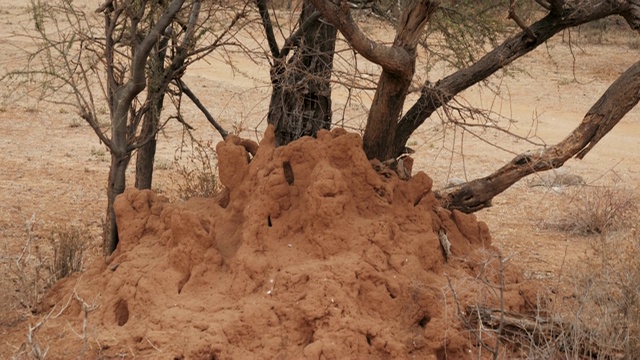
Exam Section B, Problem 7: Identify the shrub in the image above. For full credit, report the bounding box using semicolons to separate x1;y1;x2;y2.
7;218;87;312
46;223;85;282
553;185;637;235
172;140;221;201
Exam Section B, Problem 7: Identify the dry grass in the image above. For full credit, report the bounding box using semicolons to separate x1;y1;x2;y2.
544;185;637;235
520;232;640;359
171;140;221;201
6;217;87;314
46;224;85;283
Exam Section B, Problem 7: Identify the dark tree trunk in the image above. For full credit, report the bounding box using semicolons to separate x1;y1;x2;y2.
134;112;158;190
105;152;131;255
135;39;167;190
267;0;337;146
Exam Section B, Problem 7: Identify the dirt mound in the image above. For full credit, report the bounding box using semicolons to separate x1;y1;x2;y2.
34;126;531;359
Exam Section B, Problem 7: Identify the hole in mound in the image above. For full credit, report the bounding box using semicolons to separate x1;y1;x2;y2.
268;215;272;227
365;333;373;346
418;315;431;329
385;284;397;299
283;161;294;185
114;299;129;326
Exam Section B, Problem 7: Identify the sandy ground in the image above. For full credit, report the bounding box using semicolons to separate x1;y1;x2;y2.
1;0;639;357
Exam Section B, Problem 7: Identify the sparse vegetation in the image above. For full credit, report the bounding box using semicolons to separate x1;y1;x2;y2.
553;185;638;235
8;217;88;314
3;219;89;357
561;232;640;358
90;147;107;162
46;224;85;282
172;140;221;201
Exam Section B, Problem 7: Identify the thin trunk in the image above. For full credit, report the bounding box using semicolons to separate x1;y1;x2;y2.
105;153;130;255
104;87;131;254
134;111;158;190
268;0;336;146
135;40;167;189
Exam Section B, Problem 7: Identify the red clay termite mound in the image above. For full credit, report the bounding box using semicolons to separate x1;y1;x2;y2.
38;126;530;359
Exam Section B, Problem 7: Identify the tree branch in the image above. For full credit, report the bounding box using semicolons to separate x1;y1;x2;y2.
438;59;640;213
622;0;640;31
508;0;536;42
393;0;632;157
307;0;414;76
279;10;322;59
256;0;280;59
177;79;229;139
127;0;185;100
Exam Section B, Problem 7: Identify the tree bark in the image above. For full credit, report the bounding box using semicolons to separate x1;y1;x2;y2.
135;34;168;190
439;59;640;213
267;0;337;146
105;152;130;255
134;110;159;190
362;0;438;160
306;0;438;160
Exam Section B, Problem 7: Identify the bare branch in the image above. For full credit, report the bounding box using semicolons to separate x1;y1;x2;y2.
95;0;114;14
534;0;551;11
127;0;186;99
394;0;633;157
508;0;536;42
256;0;280;59
279;10;322;59
623;0;640;31
308;0;415;76
438;59;640;213
177;79;229;139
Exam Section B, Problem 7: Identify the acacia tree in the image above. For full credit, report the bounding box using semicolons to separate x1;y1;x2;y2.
263;0;640;212
9;0;247;254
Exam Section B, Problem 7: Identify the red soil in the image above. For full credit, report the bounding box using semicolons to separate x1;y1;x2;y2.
35;126;534;359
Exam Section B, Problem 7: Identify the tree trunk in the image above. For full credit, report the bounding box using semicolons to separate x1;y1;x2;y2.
306;0;438;160
135;45;166;189
267;0;337;146
362;0;439;160
103;84;132;255
105;152;130;255
439;58;640;213
134;112;158;190
362;71;412;160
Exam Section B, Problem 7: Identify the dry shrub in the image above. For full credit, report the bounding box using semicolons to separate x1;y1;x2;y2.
539;234;640;359
550;185;637;235
8;217;86;312
47;223;85;282
172;140;221;201
477;233;640;359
